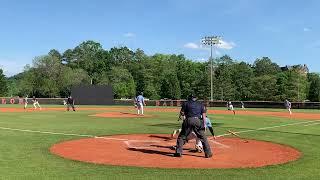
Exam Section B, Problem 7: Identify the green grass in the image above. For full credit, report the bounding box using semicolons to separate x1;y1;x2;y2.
0;105;320;179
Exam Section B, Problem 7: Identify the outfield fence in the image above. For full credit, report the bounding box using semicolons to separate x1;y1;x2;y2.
1;98;319;109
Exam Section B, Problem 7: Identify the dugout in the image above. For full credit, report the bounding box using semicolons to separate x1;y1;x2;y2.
71;85;114;105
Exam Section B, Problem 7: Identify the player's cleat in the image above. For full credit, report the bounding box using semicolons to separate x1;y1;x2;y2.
171;130;177;138
170;146;177;150
173;153;182;157
195;145;203;153
205;153;213;158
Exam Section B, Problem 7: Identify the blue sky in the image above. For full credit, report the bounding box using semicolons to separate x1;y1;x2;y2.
0;0;319;76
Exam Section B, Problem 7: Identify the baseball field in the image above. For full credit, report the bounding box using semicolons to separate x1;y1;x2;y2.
1;105;320;179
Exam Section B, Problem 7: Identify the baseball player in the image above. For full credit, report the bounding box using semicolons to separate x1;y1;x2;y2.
174;94;212;158
32;96;42;110
227;101;236;115
24;95;28;109
63;100;67;106
172;114;216;153
284;99;292;115
66;96;76;111
135;92;146;115
241;101;245;109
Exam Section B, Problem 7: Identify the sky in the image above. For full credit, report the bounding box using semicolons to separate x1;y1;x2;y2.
0;0;319;76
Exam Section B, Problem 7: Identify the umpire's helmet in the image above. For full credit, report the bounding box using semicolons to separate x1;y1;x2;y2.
188;94;197;101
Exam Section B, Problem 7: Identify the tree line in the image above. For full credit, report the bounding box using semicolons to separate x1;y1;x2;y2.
1;40;320;101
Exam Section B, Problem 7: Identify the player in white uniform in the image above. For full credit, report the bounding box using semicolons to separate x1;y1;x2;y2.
227;101;236;115
32;96;42;110
135;92;146;115
24;96;28;109
284;99;292;115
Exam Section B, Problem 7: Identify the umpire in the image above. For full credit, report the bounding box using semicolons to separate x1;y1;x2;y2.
66;96;76;111
174;94;212;158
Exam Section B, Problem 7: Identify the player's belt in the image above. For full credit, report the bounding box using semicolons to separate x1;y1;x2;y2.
187;117;201;119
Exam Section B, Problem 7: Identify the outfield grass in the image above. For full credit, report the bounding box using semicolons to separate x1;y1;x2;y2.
0;105;320;179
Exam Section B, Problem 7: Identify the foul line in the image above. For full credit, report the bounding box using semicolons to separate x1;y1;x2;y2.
0;126;94;138
0;119;319;143
217;120;320;138
304;122;320;127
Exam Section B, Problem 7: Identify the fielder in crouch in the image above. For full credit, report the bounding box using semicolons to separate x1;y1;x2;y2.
135;92;146;115
32;96;42;110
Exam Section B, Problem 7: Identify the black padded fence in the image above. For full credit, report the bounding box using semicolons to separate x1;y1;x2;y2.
71;85;114;105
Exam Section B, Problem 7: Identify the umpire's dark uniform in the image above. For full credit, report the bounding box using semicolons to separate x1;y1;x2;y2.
174;95;212;158
67;96;76;111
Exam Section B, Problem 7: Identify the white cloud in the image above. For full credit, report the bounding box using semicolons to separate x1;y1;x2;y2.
184;42;199;49
303;27;311;32
184;40;235;51
197;58;207;61
123;32;136;38
215;40;236;50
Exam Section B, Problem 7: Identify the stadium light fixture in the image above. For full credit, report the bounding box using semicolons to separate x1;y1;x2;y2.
201;36;221;101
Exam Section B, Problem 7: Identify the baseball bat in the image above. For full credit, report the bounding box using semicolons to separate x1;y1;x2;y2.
227;130;248;143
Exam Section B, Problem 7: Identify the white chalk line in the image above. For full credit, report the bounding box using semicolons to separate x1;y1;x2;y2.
0;126;94;138
125;140;162;149
304;122;320;127
0;119;319;148
217;120;320;138
208;140;230;148
93;136;128;141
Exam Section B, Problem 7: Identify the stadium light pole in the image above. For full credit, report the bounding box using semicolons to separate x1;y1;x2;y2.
201;36;221;101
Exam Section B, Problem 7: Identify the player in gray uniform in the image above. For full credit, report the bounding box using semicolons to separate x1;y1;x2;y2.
284;99;292;115
241;101;245;109
135;92;146;115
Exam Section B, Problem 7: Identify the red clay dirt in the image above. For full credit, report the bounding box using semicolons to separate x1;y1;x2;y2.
50;134;301;169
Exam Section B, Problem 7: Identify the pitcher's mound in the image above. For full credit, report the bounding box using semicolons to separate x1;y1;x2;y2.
50;134;301;169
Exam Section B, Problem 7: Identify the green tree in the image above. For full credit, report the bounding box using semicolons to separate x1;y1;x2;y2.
59;67;91;96
307;73;320;101
275;72;288;101
213;56;236;100
0;69;8;96
251;75;277;100
253;57;281;76
284;69;308;101
109;67;135;98
231;62;254;100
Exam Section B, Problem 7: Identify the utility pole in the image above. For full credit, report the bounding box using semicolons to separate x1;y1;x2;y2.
201;36;221;101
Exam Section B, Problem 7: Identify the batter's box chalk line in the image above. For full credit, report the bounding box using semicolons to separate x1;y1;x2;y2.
124;140;161;149
208;140;230;149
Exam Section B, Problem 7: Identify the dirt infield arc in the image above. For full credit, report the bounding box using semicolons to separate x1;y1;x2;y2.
50;134;301;169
